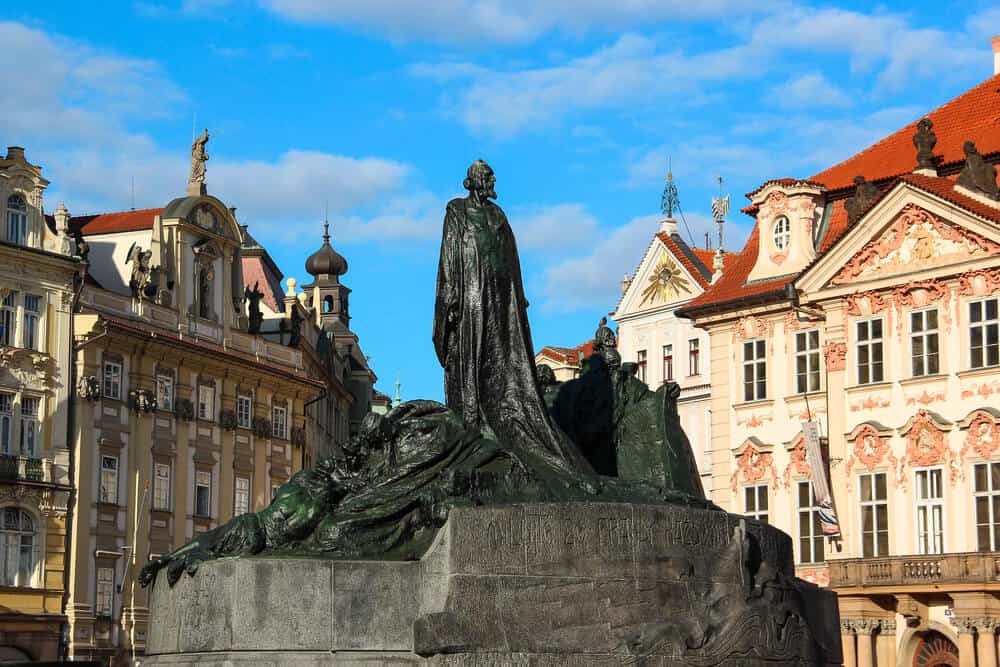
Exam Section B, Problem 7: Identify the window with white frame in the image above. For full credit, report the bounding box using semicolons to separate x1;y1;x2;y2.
156;373;174;413
974;462;1000;551
915;468;944;554
0;393;12;456
103;360;122;400
911;309;940;376
19;397;38;458
234;477;250;515
856;319;884;384
21;295;40;351
236;394;252;429
797;481;824;564
272;403;288;439
860;473;889;557
100;456;118;504
6;194;27;246
636;350;647;383
195;471;212;517
0;290;15;346
795;330;821;394
96;566;114;617
198;384;215;421
153;463;171;511
970;299;1000;369
688;339;700;376
744;484;768;523
662;345;673;382
0;509;34;587
742;340;767;401
773;216;790;250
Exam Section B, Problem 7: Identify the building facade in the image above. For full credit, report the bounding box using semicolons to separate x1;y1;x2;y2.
679;65;1000;666
0;146;80;661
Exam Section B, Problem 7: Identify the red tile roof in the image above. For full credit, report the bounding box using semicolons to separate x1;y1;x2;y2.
69;208;161;235
680;74;1000;317
241;256;287;312
812;74;1000;193
657;232;712;288
538;339;595;365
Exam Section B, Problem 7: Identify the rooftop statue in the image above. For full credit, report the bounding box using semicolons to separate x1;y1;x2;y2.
139;161;708;589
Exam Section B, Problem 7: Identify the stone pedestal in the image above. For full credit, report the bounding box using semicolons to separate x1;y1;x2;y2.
144;503;841;666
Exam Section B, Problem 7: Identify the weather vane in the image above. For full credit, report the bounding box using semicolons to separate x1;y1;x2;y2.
711;176;729;251
660;158;680;218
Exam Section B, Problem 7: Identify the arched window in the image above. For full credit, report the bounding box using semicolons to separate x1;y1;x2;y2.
772;216;790;251
0;509;35;587
6;195;27;246
323;295;334;313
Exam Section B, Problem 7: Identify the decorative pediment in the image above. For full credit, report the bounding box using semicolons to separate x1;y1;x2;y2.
0;348;56;391
832;204;1000;286
959;408;1000;462
845;422;895;475
638;256;692;307
615;238;703;316
899;410;957;483
730;438;778;491
782;433;811;486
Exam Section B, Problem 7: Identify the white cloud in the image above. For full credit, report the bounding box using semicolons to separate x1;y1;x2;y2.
540;213;658;311
510;203;600;251
260;0;768;45
769;73;851;109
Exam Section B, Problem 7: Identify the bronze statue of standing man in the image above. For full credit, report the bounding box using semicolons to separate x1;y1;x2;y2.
433;160;592;473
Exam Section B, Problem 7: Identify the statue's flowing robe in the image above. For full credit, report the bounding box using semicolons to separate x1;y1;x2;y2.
433;197;592;473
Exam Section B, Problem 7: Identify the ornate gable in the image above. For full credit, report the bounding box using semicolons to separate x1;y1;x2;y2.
615;236;703;317
832;203;1000;286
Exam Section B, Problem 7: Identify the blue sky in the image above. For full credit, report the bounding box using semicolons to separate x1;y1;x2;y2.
2;1;998;401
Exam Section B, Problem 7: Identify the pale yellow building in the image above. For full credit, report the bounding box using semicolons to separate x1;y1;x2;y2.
0;146;81;661
679;68;1000;666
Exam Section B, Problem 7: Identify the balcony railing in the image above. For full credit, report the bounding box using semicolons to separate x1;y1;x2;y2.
829;551;1000;588
0;456;49;483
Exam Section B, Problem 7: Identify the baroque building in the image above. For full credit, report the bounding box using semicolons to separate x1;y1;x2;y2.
678;59;1000;666
0;146;80;661
56;136;373;663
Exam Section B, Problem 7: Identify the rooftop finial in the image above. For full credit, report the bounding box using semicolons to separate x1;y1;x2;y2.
393;373;401;408
323;201;330;243
711;176;730;252
660;157;680;218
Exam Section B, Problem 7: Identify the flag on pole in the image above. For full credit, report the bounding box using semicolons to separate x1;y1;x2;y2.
803;420;840;537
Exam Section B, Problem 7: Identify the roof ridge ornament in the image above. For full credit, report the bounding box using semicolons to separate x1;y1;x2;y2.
956;140;1000;201
912;118;937;175
661;162;680;219
187;128;209;196
844;175;881;226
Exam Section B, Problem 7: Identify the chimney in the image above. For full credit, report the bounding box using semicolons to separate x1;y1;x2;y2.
5;146;25;161
659;216;678;235
993;36;1000;76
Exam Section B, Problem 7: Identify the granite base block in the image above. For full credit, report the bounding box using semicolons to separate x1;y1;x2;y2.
144;503;841;666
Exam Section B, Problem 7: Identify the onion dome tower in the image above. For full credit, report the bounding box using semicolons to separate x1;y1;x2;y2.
304;220;350;330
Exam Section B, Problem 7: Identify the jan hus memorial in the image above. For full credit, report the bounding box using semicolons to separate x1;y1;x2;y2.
139;161;841;665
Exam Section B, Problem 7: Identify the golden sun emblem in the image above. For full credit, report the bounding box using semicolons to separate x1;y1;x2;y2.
639;258;690;306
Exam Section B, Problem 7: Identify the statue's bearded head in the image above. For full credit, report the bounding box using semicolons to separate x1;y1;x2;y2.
464;160;497;200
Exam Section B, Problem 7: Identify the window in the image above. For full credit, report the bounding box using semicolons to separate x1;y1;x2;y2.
662;345;673;382
974;462;1000;551
636;350;647;383
970;299;999;369
915;468;944;554
688;339;700;376
744;484;768;523
234;477;250;516
0;393;11;456
6;194;27;246
103;360;122;400
773;216;790;250
859;473;888;557
100;456;118;504
19;398;38;458
96;567;114;617
795;330;821;394
272;404;287;439
153;463;171;511
856;319;884;385
198;384;215;421
271;484;281;501
195;471;212;517
21;295;40;351
742;340;766;401
911;309;939;376
0;290;15;346
237;394;252;429
797;482;825;564
156;374;173;413
0;509;34;587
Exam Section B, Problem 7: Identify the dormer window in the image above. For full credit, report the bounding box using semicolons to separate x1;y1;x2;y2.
6;195;27;246
773;216;790;251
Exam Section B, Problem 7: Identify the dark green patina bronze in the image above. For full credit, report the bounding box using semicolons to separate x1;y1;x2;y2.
139;161;707;588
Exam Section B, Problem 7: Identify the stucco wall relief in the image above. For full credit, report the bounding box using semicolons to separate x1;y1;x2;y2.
905;390;946;407
845;290;890;317
0;348;56;391
850;396;891;412
782;434;811;488
832;204;1000;285
959;410;1000;465
892;279;952;336
845;423;896;477
961;382;1000;400
730;440;779;492
734;315;774;341
822;342;847;371
899;409;959;485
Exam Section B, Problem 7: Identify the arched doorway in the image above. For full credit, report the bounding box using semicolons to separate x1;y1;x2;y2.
913;630;959;667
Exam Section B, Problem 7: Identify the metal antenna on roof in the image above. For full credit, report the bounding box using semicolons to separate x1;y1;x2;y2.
130;176;135;211
323;200;330;243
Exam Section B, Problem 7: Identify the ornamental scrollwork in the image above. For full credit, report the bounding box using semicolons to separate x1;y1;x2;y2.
822;342;846;372
219;409;237;431
174;398;195;422
129;389;157;413
78;375;100;401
